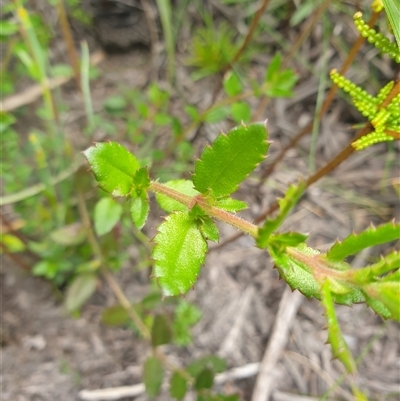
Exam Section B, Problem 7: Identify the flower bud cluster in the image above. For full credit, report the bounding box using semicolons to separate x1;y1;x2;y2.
353;12;400;63
330;70;399;150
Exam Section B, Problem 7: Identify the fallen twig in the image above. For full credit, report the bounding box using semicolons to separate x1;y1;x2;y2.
78;362;260;401
1;50;104;112
251;287;303;401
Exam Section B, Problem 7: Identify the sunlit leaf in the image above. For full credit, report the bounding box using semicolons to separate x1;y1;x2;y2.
193;122;268;198
83;142;140;197
152;212;208;296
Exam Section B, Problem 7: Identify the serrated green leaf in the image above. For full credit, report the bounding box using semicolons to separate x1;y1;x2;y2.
193;122;268;198
151;314;173;346
363;293;392;319
152;212;208;296
143;356;164;397
170;371;187;400
223;72;242;96
383;0;400;47
231;102;251;123
215;197;248;212
156;180;199;212
327;221;400;261
83;142;140;196
350;250;400;282
268;242;321;299
94;197;123;236
130;195;149;230
364;281;400;321
194;368;214;390
199;216;219;242
64;273;97;313
257;181;306;248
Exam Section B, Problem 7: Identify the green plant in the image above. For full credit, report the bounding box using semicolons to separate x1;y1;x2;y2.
85;119;399;397
3;1;399;399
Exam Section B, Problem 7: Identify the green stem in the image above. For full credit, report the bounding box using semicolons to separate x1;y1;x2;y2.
149;182;259;237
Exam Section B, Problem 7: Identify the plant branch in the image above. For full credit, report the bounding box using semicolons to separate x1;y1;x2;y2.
57;0;81;91
214;123;377;249
149;182;259;237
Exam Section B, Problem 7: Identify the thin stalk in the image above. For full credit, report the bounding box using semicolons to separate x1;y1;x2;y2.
149;182;259;237
308;13;330;172
0;243;31;271
214;121;379;249
77;192;150;340
80;41;94;131
0;159;83;205
155;0;175;84
252;0;332;122
16;6;59;124
57;0;81;91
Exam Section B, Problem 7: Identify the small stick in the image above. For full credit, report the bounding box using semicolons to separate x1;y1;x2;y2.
251;287;303;401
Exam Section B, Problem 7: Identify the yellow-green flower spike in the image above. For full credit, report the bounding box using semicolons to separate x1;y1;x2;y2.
371;108;391;131
376;81;394;104
354;12;400;63
352;132;394;150
371;0;384;13
330;70;376;104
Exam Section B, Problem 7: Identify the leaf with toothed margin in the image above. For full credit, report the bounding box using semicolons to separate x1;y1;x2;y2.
327;221;400;261
83;142;140;197
257;181;306;248
364;270;400;321
152;211;207;296
192;122;269;199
